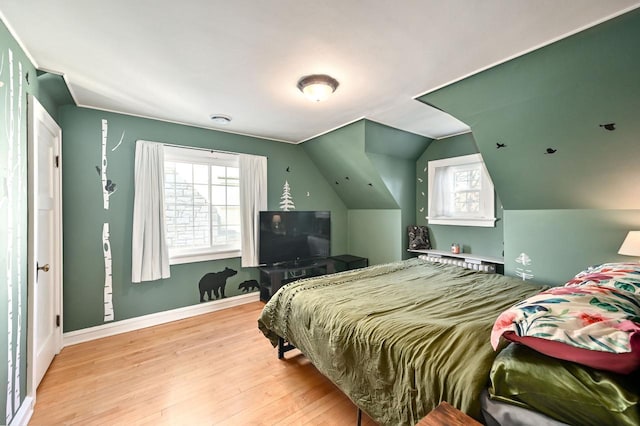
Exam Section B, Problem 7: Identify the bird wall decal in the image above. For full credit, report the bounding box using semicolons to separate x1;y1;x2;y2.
105;179;116;193
545;148;557;154
496;142;506;149
599;123;616;131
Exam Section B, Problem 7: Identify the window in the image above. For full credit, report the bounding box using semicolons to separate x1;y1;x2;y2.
427;153;496;227
163;146;241;264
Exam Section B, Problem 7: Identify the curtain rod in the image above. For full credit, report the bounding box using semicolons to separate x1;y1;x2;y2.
160;142;243;157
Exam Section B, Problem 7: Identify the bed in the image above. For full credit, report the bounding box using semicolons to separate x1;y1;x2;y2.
257;257;546;425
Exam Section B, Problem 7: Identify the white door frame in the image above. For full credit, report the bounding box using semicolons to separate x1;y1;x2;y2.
26;94;63;401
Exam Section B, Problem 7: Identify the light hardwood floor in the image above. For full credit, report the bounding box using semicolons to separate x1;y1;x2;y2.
29;301;377;425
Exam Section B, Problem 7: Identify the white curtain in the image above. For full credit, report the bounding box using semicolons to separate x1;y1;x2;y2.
239;154;267;267
131;140;171;283
431;165;454;217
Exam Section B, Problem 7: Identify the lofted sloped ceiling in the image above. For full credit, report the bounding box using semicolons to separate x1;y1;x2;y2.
303;119;429;209
364;121;432;160
418;9;640;211
2;1;640;143
303;120;398;209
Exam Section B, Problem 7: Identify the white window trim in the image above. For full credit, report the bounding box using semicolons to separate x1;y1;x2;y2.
169;249;241;265
427;153;496;227
163;146;241;264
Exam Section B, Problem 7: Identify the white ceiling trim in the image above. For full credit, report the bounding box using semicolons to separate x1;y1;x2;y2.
433;129;472;141
297;115;367;144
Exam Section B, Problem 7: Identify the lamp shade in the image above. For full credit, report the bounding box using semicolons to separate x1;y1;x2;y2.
618;231;640;256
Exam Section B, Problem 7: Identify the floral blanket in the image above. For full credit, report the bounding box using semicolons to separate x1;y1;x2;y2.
567;262;640;294
491;282;640;353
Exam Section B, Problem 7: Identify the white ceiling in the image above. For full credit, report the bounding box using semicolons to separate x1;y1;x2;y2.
2;1;639;143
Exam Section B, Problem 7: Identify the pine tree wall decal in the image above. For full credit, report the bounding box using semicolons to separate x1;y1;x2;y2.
515;252;531;265
279;180;295;211
515;252;534;281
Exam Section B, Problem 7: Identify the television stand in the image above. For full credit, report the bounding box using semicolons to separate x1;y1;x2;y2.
259;258;335;302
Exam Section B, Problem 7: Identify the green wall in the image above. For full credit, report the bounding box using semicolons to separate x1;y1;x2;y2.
417;9;640;281
415;133;504;258
348;210;401;265
35;72;74;123
60;106;348;332
0;20;41;424
419;10;640;211
365;121;429;259
505;210;640;285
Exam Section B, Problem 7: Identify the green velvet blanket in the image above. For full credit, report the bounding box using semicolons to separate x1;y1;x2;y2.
490;343;640;426
258;258;546;425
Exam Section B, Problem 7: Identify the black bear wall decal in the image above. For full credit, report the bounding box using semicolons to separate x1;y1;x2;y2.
238;279;260;293
198;267;238;302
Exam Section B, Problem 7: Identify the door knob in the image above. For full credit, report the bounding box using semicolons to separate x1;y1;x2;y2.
37;262;50;272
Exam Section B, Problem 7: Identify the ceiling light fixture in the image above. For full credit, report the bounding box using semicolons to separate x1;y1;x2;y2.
210;114;232;124
297;74;339;102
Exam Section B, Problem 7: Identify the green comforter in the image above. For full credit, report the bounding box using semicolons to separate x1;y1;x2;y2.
258;258;546;425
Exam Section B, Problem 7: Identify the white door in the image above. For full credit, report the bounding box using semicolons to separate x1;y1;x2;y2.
27;95;62;392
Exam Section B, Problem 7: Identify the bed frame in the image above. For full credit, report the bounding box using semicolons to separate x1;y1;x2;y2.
277;336;295;359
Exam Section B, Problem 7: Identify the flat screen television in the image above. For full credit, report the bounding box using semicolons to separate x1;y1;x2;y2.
259;211;331;266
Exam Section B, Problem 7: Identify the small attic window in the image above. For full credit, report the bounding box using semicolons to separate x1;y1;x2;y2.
427;153;496;227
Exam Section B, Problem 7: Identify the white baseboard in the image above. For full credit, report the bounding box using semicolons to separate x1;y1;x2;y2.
63;292;260;347
10;395;34;426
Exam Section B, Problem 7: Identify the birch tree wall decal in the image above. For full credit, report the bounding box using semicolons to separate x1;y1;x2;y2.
101;120;118;208
100;119;115;322
111;130;125;152
13;61;23;413
102;223;114;321
279;180;295;211
4;48;14;425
